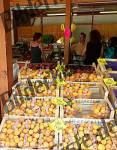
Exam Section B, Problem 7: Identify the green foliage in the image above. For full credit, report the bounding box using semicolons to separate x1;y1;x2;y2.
42;34;55;44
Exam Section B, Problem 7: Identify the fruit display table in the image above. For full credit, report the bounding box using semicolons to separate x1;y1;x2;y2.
0;63;117;150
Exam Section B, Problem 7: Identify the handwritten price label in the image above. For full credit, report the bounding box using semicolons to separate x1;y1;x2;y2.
98;58;107;65
50;119;66;132
52;97;67;106
104;78;116;86
55;63;65;73
55;77;66;86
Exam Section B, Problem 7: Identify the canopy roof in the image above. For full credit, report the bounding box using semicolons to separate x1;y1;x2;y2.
10;0;117;16
10;0;117;6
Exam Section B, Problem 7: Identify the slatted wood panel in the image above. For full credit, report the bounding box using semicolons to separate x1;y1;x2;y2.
17;23;117;41
94;24;117;39
10;0;66;6
10;0;112;6
18;25;64;41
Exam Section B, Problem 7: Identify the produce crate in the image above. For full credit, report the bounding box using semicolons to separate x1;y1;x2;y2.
109;87;117;108
18;67;55;81
64;64;103;82
59;118;117;150
0;115;58;150
5;97;60;118
105;120;117;148
12;80;59;97
60;98;114;119
60;81;108;100
98;59;117;73
28;63;56;69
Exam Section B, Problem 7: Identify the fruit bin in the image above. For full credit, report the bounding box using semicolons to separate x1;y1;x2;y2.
5;96;60;118
105;120;117;148
60;81;108;100
0;115;58;150
28;63;56;70
63;64;103;82
12;80;59;97
60;98;114;119
18;67;56;81
109;87;117;108
59;118;117;150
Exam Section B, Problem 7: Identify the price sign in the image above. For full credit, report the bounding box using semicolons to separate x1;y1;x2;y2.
50;119;66;132
104;78;116;86
55;77;66;86
56;63;65;73
98;58;107;65
52;97;67;106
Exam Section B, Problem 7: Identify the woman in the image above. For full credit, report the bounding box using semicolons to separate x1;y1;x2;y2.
30;32;42;63
85;30;102;65
104;37;117;59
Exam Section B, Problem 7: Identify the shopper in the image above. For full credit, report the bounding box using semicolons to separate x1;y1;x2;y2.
71;32;87;64
84;30;102;65
104;36;117;59
30;32;42;63
71;32;87;56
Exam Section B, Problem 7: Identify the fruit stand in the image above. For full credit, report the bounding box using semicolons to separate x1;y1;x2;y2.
0;62;117;150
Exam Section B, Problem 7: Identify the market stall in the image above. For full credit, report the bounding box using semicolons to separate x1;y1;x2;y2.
0;0;117;150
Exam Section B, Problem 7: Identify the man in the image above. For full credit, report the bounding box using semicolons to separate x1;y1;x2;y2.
71;32;87;56
71;32;87;64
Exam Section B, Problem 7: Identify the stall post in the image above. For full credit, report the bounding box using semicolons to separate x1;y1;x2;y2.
91;11;94;30
64;0;71;64
13;11;18;44
40;15;43;34
0;0;13;119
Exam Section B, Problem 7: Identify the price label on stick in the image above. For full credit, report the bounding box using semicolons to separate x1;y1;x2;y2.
104;78;116;86
50;119;66;132
52;97;67;106
55;77;66;86
98;58;107;65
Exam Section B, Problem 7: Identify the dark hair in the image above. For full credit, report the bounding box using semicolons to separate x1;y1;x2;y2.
89;30;101;43
109;37;117;48
33;32;42;41
80;32;86;39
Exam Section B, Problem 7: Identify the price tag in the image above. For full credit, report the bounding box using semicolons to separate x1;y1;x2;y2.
98;58;107;65
52;97;67;106
55;77;66;86
56;64;65;73
50;119;66;132
104;78;116;86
